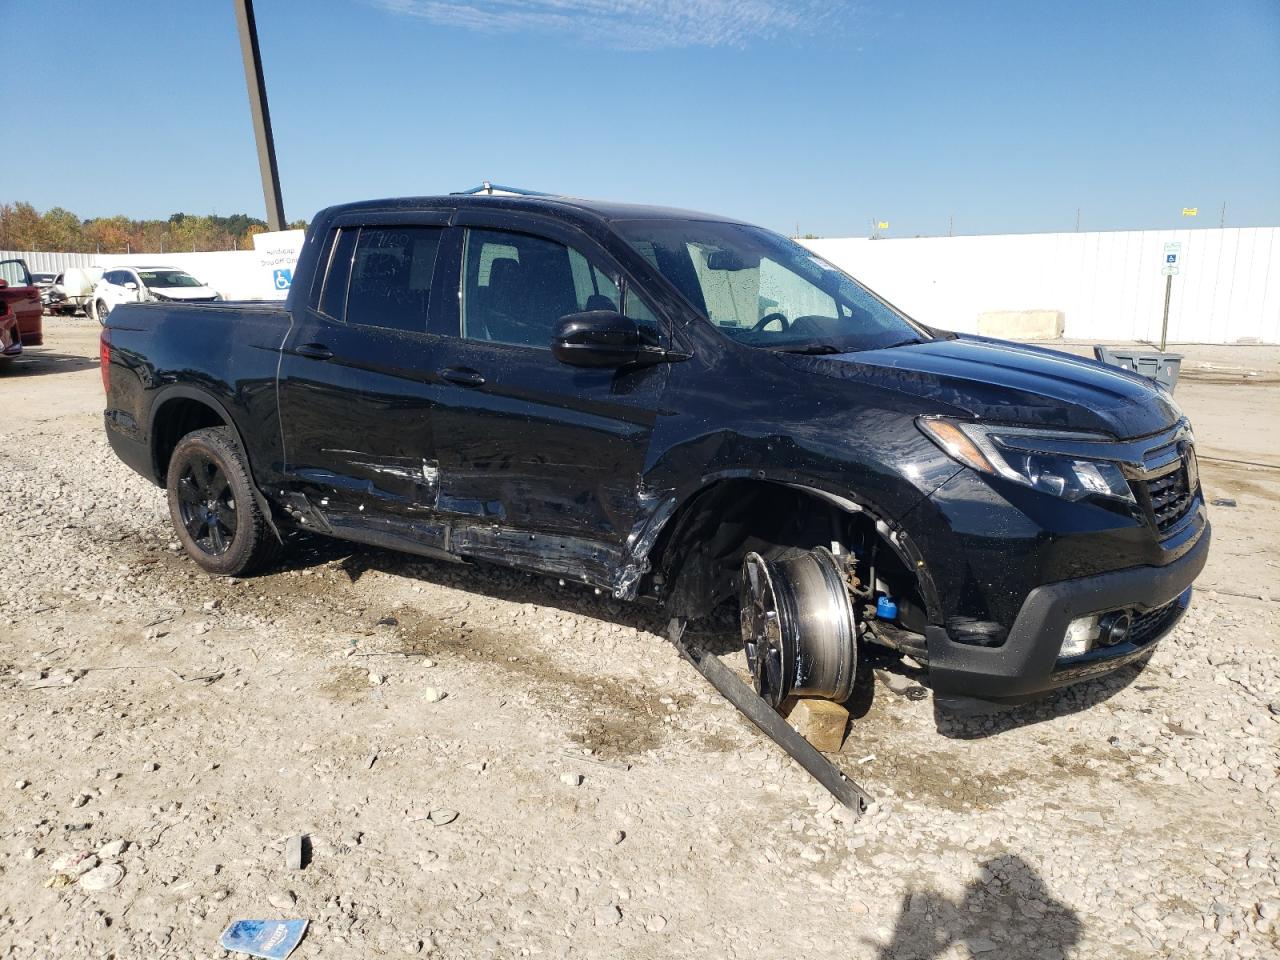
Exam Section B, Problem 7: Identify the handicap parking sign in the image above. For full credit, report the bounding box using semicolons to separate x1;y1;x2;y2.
1165;254;1177;264
273;268;293;290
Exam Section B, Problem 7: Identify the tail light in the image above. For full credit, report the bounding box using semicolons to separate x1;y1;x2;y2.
100;327;110;392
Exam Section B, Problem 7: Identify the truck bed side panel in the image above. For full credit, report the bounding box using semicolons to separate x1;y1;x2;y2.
105;302;292;486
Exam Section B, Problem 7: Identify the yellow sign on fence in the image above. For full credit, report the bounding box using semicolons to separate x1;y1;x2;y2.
1182;207;1198;216
877;221;889;230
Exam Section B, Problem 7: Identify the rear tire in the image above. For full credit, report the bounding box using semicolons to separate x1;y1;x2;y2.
95;300;109;324
166;426;280;576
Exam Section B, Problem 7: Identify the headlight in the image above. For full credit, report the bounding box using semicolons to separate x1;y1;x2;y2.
917;417;1134;503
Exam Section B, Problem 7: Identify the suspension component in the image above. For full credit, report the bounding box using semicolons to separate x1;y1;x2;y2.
740;548;858;708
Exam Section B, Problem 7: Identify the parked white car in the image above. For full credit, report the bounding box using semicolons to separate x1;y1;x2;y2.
93;266;221;322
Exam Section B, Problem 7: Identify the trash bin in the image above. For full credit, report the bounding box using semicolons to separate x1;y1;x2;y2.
1094;345;1183;392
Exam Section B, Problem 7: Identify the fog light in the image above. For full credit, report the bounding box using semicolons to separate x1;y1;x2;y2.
1098;611;1132;647
1060;615;1099;659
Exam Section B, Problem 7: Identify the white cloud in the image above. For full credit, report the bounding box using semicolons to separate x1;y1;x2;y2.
369;0;840;50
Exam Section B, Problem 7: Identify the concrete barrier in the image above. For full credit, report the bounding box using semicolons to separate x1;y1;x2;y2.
976;310;1064;340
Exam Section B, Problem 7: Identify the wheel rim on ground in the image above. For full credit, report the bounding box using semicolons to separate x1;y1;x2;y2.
740;549;857;707
176;454;237;555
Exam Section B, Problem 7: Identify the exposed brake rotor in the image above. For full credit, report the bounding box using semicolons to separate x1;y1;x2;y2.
740;548;858;708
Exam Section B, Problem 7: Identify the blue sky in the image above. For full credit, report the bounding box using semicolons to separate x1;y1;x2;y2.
5;0;1278;237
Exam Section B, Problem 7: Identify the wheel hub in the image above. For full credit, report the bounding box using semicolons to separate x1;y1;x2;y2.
740;549;858;708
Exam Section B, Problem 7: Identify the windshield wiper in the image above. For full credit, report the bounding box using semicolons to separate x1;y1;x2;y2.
774;343;845;355
878;338;924;350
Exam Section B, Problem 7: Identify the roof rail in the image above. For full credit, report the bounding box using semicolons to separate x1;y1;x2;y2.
451;181;554;197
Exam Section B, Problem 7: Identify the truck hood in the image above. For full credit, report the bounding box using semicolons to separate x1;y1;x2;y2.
152;285;217;300
780;335;1181;438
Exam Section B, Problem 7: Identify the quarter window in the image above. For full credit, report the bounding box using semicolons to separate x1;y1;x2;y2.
319;229;357;320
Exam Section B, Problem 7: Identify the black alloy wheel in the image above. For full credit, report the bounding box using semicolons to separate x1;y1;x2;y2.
175;455;238;556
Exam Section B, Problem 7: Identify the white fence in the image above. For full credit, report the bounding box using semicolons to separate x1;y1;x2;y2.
0;250;98;274
800;227;1280;345
8;226;1278;342
0;230;304;301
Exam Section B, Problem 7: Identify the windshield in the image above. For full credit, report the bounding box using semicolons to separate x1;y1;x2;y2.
137;269;203;288
614;219;927;353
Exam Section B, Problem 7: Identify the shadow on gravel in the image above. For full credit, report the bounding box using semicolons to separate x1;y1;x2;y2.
875;854;1082;960
931;654;1152;740
270;532;671;634
0;350;99;377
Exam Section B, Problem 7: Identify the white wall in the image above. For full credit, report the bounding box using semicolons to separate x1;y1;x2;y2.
3;230;306;301
800;227;1280;345
98;230;305;301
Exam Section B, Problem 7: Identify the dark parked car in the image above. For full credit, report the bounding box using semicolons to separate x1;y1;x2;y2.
101;194;1209;706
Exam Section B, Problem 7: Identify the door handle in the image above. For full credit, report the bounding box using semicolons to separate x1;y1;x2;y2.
440;366;486;387
295;342;334;361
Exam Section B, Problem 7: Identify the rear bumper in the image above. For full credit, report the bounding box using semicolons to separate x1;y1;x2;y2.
926;520;1210;701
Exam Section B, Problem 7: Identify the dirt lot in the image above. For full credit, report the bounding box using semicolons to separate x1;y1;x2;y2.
2;319;1278;959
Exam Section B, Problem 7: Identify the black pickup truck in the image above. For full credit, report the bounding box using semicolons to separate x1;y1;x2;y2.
102;194;1209;705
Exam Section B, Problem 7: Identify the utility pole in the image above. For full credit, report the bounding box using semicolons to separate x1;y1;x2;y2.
1075;208;1081;232
1160;273;1173;351
1219;202;1227;228
233;0;286;231
948;214;953;238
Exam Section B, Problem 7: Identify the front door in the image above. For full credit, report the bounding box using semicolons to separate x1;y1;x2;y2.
277;215;452;523
427;217;671;582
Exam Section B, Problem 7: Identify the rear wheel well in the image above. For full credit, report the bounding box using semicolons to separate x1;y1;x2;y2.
651;479;931;628
152;397;230;483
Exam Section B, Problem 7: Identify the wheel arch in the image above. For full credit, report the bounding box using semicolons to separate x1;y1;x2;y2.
149;386;283;543
643;474;942;623
148;386;245;484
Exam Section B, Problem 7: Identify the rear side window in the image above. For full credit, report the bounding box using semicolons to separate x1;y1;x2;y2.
344;227;444;333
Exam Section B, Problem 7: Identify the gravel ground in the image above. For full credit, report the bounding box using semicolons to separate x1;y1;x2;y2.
1;318;1278;960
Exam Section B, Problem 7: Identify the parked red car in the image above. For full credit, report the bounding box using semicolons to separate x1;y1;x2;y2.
0;258;45;348
0;290;21;362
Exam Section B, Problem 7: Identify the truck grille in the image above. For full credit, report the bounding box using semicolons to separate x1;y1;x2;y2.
1129;424;1199;538
1141;465;1194;535
1127;596;1184;647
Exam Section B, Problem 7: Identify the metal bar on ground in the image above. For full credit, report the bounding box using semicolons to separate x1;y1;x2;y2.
233;0;286;231
668;619;871;815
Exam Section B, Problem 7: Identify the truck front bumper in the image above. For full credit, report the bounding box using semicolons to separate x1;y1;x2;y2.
925;520;1210;701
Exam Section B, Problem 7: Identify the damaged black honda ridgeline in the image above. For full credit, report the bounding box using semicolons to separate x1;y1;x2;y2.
101;194;1209;705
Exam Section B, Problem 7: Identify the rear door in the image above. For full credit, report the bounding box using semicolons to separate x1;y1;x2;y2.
277;211;453;521
427;211;672;578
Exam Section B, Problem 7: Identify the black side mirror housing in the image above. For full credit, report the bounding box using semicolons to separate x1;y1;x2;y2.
553;310;654;368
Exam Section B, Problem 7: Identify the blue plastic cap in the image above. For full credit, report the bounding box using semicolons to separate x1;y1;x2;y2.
876;596;898;620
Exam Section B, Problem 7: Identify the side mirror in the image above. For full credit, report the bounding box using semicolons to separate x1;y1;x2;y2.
552;311;654;368
0;279;7;289
124;281;138;290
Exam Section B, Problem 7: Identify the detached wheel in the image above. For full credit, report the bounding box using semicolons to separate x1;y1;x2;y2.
740;548;857;708
166;426;279;576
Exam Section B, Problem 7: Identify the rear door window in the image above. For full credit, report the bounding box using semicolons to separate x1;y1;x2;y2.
343;227;444;333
